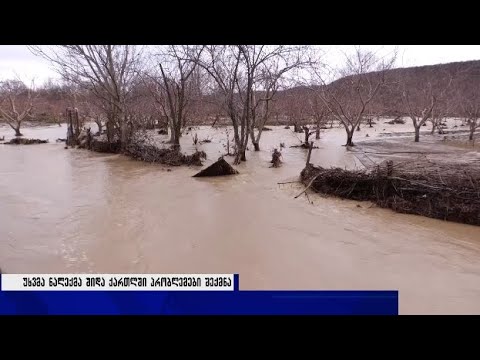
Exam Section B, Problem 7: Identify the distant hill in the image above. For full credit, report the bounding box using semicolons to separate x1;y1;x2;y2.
276;59;480;118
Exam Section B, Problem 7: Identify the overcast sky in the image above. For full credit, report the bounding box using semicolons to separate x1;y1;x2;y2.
1;45;480;84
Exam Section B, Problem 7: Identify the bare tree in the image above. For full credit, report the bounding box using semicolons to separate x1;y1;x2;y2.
277;88;309;131
401;80;437;142
0;79;36;136
467;115;480;142
249;46;309;151
145;45;204;145
455;67;480;142
429;98;449;135
310;47;397;146
80;94;106;134
308;91;328;139
399;66;454;142
125;81;159;133
195;45;308;164
29;45;144;147
36;79;67;126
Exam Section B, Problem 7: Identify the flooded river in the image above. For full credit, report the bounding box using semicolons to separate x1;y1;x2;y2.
1;123;480;314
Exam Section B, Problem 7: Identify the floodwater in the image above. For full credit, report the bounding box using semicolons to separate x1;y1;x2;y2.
1;121;480;314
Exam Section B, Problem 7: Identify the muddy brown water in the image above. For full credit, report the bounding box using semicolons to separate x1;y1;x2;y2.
1;122;480;314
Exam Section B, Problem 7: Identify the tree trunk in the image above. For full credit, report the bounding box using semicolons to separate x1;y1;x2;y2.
315;126;320;139
106;119;114;143
173;124;181;146
169;124;175;143
414;126;420;142
241;150;246;161
234;148;246;165
303;126;310;145
120;120;127;148
346;133;354;146
431;122;436;135
306;141;313;165
345;126;355;146
14;127;23;137
470;124;475;141
96;119;103;135
251;123;265;152
212;114;219;127
249;128;257;151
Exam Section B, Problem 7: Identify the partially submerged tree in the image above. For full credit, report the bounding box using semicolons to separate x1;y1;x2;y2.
310;46;397;146
429;100;449;135
399;67;454;142
401;78;437;142
29;45;144;147
145;45;204;145
455;66;480;141
248;46;309;151
308;91;328;139
0;79;36;136
279;88;309;132
36;79;68;126
195;45;308;164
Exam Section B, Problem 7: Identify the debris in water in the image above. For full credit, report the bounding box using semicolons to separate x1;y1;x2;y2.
300;161;480;226
199;137;212;144
125;142;206;166
290;143;319;149
386;117;406;125
5;138;48;145
193;157;239;177
271;149;282;168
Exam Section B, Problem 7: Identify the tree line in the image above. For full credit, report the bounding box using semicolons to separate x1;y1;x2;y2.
0;45;479;162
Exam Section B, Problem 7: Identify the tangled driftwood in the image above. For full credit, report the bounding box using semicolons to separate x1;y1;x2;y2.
125;142;206;166
5;138;48;145
300;160;480;226
90;139;122;153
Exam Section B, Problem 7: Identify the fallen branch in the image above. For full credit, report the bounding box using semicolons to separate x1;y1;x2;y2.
295;167;323;199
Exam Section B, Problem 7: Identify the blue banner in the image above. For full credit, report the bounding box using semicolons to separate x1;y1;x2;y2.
0;275;398;315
